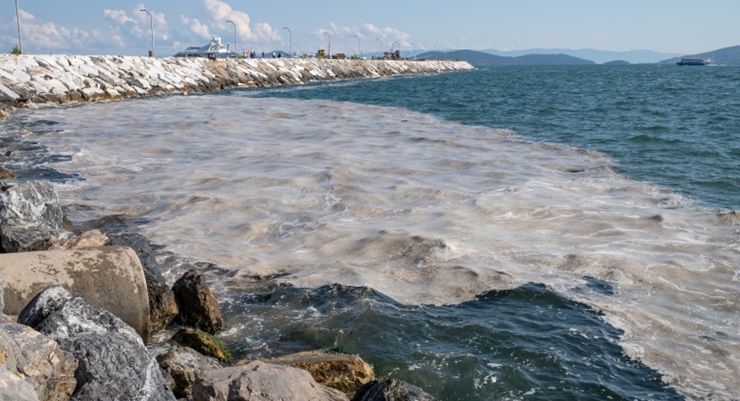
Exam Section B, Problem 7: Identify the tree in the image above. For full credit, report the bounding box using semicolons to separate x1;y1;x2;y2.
11;46;21;55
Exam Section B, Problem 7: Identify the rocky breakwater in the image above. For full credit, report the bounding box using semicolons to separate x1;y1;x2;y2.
0;54;473;118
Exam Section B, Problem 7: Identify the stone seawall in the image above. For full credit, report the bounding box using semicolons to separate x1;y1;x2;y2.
0;55;473;118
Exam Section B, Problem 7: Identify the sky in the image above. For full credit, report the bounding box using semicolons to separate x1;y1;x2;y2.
1;1;738;58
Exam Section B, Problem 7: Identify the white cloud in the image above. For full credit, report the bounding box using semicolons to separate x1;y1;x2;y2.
361;23;412;47
103;4;169;41
103;10;135;25
2;9;97;52
179;16;210;39
252;22;281;42
310;22;413;52
177;0;280;44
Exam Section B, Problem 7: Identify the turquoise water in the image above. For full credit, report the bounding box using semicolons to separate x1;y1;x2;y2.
221;283;680;400
2;64;738;401
248;65;740;210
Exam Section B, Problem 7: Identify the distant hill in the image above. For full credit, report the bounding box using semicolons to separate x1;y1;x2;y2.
604;60;631;65
418;49;595;66
484;48;680;64
659;45;740;65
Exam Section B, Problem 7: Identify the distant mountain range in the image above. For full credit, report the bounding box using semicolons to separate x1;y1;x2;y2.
418;50;595;65
416;45;740;66
483;48;681;64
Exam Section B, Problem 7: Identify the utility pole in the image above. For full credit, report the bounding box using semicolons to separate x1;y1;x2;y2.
140;9;154;57
15;0;23;54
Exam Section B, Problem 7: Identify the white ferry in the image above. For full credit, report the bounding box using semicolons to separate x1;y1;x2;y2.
676;58;710;66
174;36;237;59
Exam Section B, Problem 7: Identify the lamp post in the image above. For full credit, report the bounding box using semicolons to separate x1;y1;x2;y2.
226;19;237;54
376;38;383;59
353;35;361;59
14;0;23;54
323;32;331;59
140;8;154;57
282;27;292;58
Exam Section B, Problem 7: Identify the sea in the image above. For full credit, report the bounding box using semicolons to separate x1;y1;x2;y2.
1;64;738;401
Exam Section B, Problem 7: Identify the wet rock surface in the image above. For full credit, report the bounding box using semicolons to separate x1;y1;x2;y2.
351;378;440;401
172;269;225;334
109;233;179;333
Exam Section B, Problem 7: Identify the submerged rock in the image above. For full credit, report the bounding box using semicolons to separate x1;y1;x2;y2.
17;285;176;401
172;327;232;364
192;360;349;401
0;167;15;179
172;269;225;334
351;379;439;401
0;180;73;252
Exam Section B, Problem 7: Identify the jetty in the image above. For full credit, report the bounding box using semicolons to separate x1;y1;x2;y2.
0;55;473;118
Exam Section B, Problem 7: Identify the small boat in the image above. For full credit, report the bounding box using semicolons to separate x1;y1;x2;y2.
676;58;709;66
174;36;237;59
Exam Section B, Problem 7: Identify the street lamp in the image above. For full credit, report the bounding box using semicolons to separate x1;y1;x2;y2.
140;8;154;57
226;20;237;54
377;38;383;59
282;27;292;58
353;35;361;59
14;0;23;54
323;32;331;59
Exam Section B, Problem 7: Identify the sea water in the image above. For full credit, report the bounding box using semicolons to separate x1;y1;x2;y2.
1;64;738;401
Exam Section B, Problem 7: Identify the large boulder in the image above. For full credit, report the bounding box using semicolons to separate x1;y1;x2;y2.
156;346;223;399
0;180;73;253
17;285;176;401
0;246;151;340
268;351;375;395
351;379;439;401
172;269;225;334
192;360;349;401
0;364;39;401
0;317;77;401
108;233;178;333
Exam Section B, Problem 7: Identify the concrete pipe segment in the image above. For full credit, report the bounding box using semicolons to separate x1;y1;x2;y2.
0;246;150;340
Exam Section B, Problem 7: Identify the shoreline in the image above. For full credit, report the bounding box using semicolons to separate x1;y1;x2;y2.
0;55;473;119
0;54;475;400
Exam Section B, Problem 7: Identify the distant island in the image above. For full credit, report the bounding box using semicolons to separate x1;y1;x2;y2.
416;45;740;66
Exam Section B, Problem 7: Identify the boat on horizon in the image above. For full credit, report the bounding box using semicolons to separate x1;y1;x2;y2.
676;58;710;66
174;36;238;59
